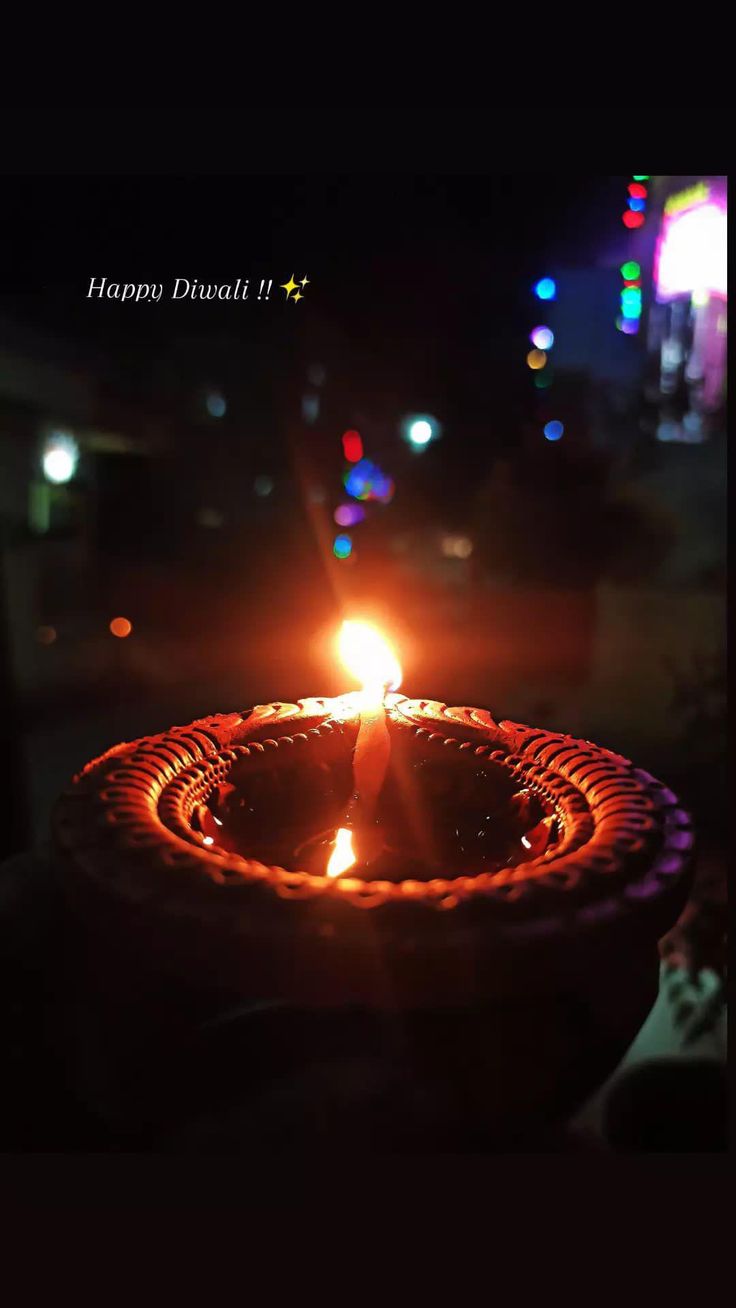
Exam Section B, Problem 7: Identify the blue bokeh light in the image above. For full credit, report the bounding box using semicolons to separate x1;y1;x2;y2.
543;420;564;442
534;277;557;301
206;392;227;418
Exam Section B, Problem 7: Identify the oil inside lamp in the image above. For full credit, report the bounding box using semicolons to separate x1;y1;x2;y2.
327;620;402;876
195;619;559;880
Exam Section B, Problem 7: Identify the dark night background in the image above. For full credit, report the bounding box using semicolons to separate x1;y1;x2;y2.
0;158;727;1153
1;172;726;847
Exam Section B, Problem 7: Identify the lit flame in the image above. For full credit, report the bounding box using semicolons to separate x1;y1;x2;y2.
338;620;402;696
327;827;355;878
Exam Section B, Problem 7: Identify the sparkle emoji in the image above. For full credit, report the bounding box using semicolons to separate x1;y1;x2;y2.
280;274;299;301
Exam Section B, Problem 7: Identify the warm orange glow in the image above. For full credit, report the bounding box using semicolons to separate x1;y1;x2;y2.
110;616;132;639
326;826;355;878
337;620;402;694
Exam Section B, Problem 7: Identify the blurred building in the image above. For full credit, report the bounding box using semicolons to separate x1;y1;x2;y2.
636;176;726;442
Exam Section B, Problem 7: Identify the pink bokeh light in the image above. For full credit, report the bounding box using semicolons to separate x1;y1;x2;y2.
655;201;727;301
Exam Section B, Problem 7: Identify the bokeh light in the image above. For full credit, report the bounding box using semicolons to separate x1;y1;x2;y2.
621;261;641;280
42;432;79;484
205;392;226;418
530;326;554;350
628;183;648;200
616;316;639;335
334;503;365;528
333;534;352;559
628;197;646;213
301;394;320;424
621;287;642;311
109;617;132;638
623;210;645;229
402;413;440;451
253;475;274;497
409;419;432;445
441;534;473;559
533;371;554;389
36;625;57;645
534;277;556;301
342;430;363;462
526;349;547;370
543;420;564;441
344;459;394;503
632;175;650;181
655;201;727;300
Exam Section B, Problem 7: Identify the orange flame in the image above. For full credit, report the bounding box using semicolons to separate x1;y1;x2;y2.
326;827;355;878
338;620;402;696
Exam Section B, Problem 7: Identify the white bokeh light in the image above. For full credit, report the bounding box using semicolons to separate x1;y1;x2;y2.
42;433;79;484
409;419;432;445
655;202;727;301
402;413;441;451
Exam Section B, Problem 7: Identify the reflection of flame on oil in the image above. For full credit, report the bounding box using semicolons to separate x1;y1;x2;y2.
327;827;355;878
520;816;556;859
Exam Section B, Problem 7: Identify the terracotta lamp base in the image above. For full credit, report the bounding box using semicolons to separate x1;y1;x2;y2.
51;696;694;1145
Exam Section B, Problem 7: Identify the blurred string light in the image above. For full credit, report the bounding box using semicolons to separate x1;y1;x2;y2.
529;278;559;431
534;277;556;301
302;393;320;424
632;175;650;181
42;432;79;484
110;617;132;638
530;326;554;350
441;534;473;559
621;287;642;311
334;503;365;528
342;430;363;462
543;420;564;442
253;475;274;497
205;392;226;418
344;458;394;504
401;413;441;451
617;177;649;331
408;419;432;445
622;209;645;229
333;534;352;559
621;260;641;281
